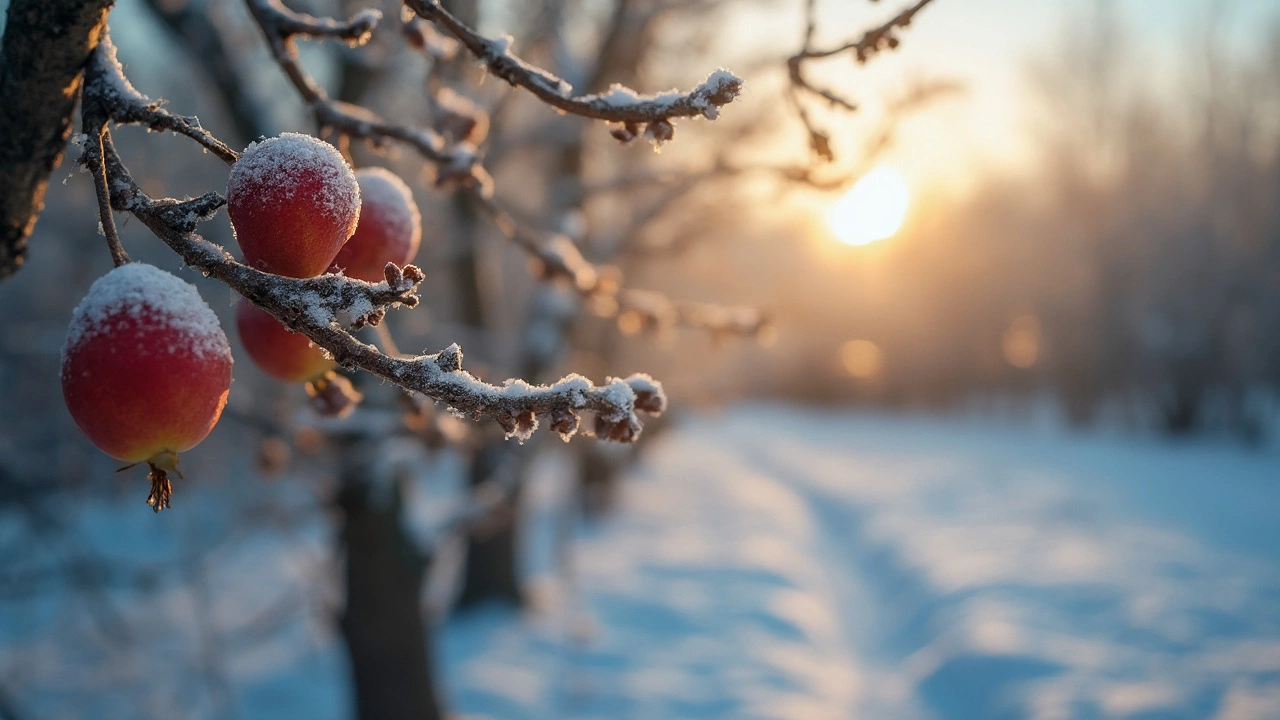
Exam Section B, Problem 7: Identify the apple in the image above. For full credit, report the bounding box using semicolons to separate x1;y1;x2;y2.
332;167;422;282
227;132;361;278
61;263;233;511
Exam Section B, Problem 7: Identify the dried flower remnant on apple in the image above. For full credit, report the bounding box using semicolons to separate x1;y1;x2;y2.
61;263;233;512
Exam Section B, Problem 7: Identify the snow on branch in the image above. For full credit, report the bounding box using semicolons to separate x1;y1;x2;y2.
78;35;663;444
243;0;488;191
82;35;239;165
402;0;743;144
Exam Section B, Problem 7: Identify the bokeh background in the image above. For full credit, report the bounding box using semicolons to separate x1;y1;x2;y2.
2;0;1280;718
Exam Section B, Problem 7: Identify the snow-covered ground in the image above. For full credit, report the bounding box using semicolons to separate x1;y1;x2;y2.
444;405;1280;720
4;405;1280;719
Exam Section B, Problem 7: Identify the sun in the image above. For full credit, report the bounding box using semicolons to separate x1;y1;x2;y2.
826;166;910;246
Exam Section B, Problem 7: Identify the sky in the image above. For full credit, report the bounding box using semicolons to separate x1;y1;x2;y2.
800;0;1280;196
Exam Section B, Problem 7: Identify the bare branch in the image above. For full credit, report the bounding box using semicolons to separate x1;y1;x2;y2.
795;0;936;64
785;0;938;161
84;127;129;268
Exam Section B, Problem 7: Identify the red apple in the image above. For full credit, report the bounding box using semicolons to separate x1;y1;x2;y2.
235;301;363;417
226;132;361;278
235;300;335;383
332;167;422;282
61;263;233;510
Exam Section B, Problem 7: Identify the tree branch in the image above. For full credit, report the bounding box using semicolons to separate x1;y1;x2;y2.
403;0;742;136
244;0;483;186
785;0;937;161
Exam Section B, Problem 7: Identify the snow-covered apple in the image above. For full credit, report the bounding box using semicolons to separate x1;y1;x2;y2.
332;167;422;282
61;263;233;510
226;132;361;278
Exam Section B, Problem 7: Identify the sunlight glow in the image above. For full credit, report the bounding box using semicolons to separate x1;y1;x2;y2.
827;167;910;246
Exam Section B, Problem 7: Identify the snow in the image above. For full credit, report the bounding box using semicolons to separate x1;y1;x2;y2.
5;406;1280;718
581;68;743;119
62;262;231;360
227;133;360;227
442;406;1280;719
88;35;149;108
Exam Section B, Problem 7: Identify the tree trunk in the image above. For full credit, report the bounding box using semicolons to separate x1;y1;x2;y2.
336;445;443;720
454;0;653;609
0;0;115;280
455;443;526;608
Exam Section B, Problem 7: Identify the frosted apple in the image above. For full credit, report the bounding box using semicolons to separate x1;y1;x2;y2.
61;263;233;511
235;299;334;383
226;132;361;278
332;167;422;282
235;300;362;417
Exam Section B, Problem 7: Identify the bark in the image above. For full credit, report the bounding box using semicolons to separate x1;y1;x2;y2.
0;0;114;280
336;446;443;720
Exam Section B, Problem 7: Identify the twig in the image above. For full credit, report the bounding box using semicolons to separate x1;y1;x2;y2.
785;0;938;160
243;0;482;185
403;0;743;133
84;126;129;267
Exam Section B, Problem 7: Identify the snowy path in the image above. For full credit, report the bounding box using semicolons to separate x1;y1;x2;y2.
444;406;1280;720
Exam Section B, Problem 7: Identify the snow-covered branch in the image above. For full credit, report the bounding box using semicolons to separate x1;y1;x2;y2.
403;0;743;142
81;35;239;165
243;0;487;190
239;0;765;339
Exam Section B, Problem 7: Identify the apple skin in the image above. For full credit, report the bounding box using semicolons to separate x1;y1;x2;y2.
61;267;232;464
227;133;361;278
332;167;422;282
235;300;335;383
